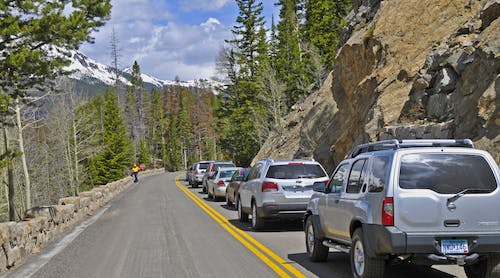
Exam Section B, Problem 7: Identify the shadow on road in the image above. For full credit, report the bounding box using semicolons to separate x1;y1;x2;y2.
227;219;303;233
288;252;457;278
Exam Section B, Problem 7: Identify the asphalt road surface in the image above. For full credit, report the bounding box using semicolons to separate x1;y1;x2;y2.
6;172;466;278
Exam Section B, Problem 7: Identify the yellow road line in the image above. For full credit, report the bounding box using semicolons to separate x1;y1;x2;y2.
174;176;306;278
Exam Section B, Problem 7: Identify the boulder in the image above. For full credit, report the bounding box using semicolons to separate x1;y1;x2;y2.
25;207;54;220
481;0;500;29
79;191;96;201
58;197;80;211
433;67;458;94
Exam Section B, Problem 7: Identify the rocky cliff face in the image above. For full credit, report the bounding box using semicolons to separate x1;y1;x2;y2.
254;0;499;172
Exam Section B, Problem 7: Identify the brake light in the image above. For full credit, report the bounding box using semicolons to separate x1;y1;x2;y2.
210;165;214;171
288;162;303;165
382;197;394;226
217;180;225;186
194;170;198;175
323;179;329;185
262;181;278;192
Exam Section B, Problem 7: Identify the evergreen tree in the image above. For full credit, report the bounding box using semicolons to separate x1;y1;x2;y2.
145;87;165;168
275;0;309;108
90;89;133;185
137;139;151;168
303;0;351;71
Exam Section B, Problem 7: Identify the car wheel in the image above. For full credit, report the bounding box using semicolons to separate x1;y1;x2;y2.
226;192;233;207
251;201;264;230
192;181;198;188
237;198;248;222
202;183;207;193
351;228;385;278
464;255;500;278
305;216;329;262
212;188;217;201
207;186;212;198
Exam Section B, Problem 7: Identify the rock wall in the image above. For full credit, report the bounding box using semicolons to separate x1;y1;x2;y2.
254;0;499;172
0;169;164;273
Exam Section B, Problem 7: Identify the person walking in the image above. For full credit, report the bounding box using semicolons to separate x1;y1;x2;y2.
131;163;141;183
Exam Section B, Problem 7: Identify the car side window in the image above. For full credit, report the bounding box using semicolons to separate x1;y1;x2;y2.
346;159;367;194
369;156;390;193
328;164;349;193
247;165;259;180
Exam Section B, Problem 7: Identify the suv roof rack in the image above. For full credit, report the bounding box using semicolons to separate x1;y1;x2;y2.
347;139;475;158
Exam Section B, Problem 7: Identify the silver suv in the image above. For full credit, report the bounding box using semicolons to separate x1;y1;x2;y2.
238;158;328;230
304;139;500;278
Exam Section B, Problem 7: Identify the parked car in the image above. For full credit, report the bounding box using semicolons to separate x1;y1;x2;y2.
202;161;235;193
188;161;214;188
226;168;251;207
207;167;241;201
304;139;500;278
238;158;328;230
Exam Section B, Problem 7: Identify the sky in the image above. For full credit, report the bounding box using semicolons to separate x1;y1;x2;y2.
80;0;278;82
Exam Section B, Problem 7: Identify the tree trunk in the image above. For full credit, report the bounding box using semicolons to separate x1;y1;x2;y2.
72;117;79;195
3;127;15;221
15;99;31;210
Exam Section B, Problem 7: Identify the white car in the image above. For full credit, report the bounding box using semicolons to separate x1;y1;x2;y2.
238;159;328;230
207;167;241;201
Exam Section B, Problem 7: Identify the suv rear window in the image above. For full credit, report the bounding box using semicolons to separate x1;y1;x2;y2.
266;164;326;179
399;154;497;194
215;163;234;169
199;163;210;169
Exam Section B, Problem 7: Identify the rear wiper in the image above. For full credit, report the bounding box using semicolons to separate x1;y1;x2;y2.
447;188;491;203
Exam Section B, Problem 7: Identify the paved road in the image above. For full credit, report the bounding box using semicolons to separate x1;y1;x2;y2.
7;172;466;277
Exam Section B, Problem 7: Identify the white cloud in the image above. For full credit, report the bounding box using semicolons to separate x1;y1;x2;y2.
180;0;231;12
80;0;231;80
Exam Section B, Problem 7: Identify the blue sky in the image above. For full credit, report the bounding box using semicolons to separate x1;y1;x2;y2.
80;0;278;81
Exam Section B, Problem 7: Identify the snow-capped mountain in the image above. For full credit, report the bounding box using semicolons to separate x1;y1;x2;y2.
61;49;223;93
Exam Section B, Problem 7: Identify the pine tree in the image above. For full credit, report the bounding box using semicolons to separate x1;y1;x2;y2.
145;87;165;168
303;0;351;71
275;0;309;108
0;0;111;210
90;89;133;185
137;139;151;168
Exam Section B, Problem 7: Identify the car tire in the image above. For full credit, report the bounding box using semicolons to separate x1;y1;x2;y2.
202;183;207;193
464;255;500;278
207;186;212;198
251;201;264;230
212;189;217;201
305;216;329;262
192;182;198;188
238;198;248;222
350;228;385;278
226;193;233;207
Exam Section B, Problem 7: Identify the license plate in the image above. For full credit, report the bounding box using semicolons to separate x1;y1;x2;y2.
441;239;469;254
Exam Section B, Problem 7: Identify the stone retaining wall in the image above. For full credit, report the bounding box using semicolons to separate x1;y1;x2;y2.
0;169;164;272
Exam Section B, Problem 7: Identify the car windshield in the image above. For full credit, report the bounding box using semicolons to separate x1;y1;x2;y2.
199;163;210;169
220;170;238;179
266;164;326;179
399;153;497;194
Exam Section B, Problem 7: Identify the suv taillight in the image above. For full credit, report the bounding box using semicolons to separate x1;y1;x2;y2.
217;180;225;186
194;170;198;175
323;179;329;185
262;181;278;192
382;197;394;226
210;165;214;171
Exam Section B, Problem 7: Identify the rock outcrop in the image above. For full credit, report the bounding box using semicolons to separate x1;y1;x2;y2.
254;0;499;172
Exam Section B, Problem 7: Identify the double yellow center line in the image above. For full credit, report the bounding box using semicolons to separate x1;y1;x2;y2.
174;176;306;278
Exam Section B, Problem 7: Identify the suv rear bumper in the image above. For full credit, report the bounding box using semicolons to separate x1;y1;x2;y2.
363;224;500;256
258;203;307;219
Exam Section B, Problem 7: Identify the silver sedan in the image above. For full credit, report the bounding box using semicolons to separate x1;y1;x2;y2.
207;167;241;201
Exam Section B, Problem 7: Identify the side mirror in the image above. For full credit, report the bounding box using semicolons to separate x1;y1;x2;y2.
313;181;326;193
